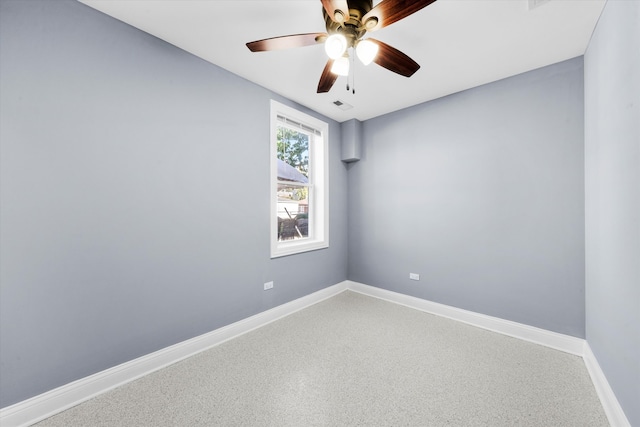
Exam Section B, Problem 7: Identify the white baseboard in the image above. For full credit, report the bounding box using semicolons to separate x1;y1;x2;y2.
2;280;629;427
583;343;631;427
346;281;586;356
346;281;631;427
0;281;349;427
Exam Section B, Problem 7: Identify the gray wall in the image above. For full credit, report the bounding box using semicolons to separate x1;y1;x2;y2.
0;0;348;408
348;58;586;337
3;0;638;420
584;0;640;424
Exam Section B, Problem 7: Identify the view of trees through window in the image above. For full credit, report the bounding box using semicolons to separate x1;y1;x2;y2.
277;127;309;178
276;125;310;241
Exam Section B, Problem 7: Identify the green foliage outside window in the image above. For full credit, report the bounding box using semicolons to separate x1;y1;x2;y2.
277;127;309;178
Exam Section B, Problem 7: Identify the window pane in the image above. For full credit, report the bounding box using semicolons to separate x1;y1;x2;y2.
277;126;309;183
277;183;309;241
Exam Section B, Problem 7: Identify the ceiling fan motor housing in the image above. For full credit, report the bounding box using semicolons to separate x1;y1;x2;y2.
323;0;373;47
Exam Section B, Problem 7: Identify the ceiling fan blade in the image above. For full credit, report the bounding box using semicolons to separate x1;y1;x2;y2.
361;0;437;32
321;0;350;24
246;33;327;52
317;59;338;93
370;39;420;77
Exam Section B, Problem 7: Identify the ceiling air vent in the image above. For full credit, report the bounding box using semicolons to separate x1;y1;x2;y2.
528;0;550;10
333;100;353;111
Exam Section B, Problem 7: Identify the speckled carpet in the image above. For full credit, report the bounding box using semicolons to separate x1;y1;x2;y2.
35;291;608;426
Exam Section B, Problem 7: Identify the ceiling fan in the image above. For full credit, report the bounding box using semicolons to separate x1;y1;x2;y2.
246;0;438;93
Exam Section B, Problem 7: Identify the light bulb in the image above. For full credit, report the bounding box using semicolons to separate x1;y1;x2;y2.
356;39;379;65
331;55;350;76
324;34;347;60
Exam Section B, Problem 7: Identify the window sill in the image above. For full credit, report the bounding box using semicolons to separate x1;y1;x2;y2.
271;239;329;258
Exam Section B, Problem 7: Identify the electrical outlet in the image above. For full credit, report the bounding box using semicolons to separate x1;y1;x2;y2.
409;273;420;281
264;281;274;291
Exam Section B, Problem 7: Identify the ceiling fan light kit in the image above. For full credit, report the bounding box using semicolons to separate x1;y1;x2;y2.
331;55;351;76
355;39;379;65
246;0;438;93
325;34;348;59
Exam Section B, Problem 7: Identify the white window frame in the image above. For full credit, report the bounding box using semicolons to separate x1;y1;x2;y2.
270;100;329;258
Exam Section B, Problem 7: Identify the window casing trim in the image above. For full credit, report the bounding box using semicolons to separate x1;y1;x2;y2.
270;100;329;258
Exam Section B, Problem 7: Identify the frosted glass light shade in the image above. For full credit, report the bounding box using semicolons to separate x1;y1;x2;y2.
331;56;350;76
356;39;379;65
325;34;348;59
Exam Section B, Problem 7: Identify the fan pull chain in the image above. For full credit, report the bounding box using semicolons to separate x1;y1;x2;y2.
344;50;356;94
352;53;356;94
346;69;350;91
346;48;356;93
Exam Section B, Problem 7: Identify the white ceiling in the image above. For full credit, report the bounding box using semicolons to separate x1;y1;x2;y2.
78;0;605;123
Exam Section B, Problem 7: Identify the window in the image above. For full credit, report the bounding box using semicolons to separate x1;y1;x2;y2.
270;100;328;258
